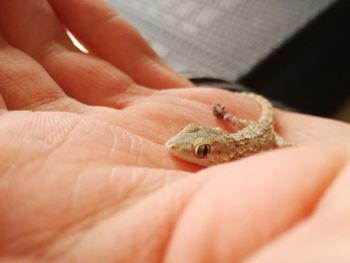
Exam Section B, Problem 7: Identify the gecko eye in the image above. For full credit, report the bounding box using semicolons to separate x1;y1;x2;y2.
194;144;211;159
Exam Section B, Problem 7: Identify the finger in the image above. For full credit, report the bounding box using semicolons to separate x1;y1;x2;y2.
48;0;193;88
0;0;151;109
0;34;70;110
165;144;347;262
247;156;350;262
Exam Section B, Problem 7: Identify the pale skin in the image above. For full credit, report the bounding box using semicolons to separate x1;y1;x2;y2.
0;0;350;262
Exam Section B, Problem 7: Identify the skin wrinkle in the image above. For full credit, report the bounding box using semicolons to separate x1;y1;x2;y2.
43;48;127;80
134;96;211;126
69;164;90;218
167;119;176;137
36;235;81;263
44;167;193;262
149;90;211;112
0;66;34;100
0;117;90;254
35;164;120;261
112;171;207;262
30;97;84;113
115;83;154;109
0;47;64;100
2;151;158;258
21;96;66;111
91;73;133;107
35;39;77;64
0;82;63;111
111;129;167;167
121;102;177;141
161;169;222;262
3;227;64;258
46;114;165;169
162;172;212;262
130;54;165;82
135;136;144;167
128;133;137;164
36;44;139;109
120;166;155;204
0;131;70;179
9;165;184;261
107;124;118;161
35;115;80;150
0;65;21;97
0;141;18;176
1;165;63;256
105;166;191;210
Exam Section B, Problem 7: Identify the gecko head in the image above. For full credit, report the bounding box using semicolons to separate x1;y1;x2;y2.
165;123;231;167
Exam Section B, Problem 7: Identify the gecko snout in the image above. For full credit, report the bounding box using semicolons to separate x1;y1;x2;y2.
165;140;176;150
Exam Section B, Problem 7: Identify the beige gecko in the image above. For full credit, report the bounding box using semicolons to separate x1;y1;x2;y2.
165;92;289;166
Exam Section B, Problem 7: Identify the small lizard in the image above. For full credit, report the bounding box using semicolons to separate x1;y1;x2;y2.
165;92;289;166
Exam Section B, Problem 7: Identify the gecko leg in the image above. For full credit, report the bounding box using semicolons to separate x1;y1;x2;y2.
213;104;252;128
273;131;295;147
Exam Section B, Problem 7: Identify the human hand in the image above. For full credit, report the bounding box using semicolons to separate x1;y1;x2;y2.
0;0;350;262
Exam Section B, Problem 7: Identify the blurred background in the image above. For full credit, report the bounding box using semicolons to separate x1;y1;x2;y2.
107;0;350;122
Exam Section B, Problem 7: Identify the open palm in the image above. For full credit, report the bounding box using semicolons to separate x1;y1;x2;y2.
1;0;350;262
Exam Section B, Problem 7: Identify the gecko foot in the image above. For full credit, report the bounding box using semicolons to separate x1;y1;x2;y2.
213;104;252;127
213;104;226;119
213;104;237;124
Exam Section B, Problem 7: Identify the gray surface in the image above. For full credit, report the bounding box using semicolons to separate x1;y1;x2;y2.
108;0;336;82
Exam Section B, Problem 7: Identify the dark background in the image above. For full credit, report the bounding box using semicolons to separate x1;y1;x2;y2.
240;0;350;118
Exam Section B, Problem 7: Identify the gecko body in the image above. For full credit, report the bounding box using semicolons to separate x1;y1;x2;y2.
165;92;288;166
